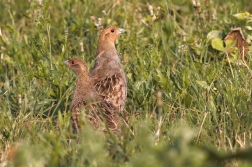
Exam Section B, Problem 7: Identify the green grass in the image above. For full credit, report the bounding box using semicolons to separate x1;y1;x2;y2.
1;0;252;166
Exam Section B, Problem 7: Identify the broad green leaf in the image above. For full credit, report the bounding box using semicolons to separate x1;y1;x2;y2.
232;12;252;21
211;38;236;52
246;26;252;30
231;12;252;25
224;39;237;51
211;38;225;51
207;30;222;40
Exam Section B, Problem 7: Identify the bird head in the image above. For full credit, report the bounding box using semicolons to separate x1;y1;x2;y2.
99;26;124;46
64;58;88;76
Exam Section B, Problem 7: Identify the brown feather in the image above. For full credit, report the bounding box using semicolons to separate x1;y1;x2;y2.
64;58;121;134
90;26;127;113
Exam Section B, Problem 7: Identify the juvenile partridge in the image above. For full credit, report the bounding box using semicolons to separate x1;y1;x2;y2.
64;58;120;134
90;26;127;113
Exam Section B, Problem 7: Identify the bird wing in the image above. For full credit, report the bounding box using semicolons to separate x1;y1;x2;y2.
91;63;127;113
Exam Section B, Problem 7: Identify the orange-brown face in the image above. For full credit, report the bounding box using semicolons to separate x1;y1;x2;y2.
64;58;88;76
99;26;124;44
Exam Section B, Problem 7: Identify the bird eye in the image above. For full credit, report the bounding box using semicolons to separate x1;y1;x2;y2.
71;61;75;64
111;29;115;33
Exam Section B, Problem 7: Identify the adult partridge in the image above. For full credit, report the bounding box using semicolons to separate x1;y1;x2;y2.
90;26;127;113
64;58;120;134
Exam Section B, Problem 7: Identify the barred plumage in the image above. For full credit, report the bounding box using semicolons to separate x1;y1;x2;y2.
90;26;127;113
64;58;121;134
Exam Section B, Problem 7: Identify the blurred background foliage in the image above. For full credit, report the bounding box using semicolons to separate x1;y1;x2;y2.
0;0;252;166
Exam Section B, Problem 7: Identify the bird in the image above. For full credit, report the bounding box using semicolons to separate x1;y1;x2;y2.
64;57;121;134
90;25;127;114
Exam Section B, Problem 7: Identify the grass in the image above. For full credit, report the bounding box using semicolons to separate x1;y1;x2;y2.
1;0;252;166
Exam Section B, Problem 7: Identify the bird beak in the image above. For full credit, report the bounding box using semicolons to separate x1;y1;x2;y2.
64;60;69;65
118;28;125;34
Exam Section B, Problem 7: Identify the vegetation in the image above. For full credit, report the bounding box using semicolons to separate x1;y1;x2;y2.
1;0;252;166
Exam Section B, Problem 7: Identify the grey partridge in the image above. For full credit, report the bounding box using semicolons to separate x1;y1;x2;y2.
90;26;127;113
64;58;120;134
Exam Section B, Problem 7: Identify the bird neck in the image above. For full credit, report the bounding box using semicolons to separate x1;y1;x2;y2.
76;72;92;87
96;40;116;55
70;71;99;110
74;73;97;99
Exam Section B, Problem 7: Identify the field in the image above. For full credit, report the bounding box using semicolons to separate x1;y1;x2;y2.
1;0;252;166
